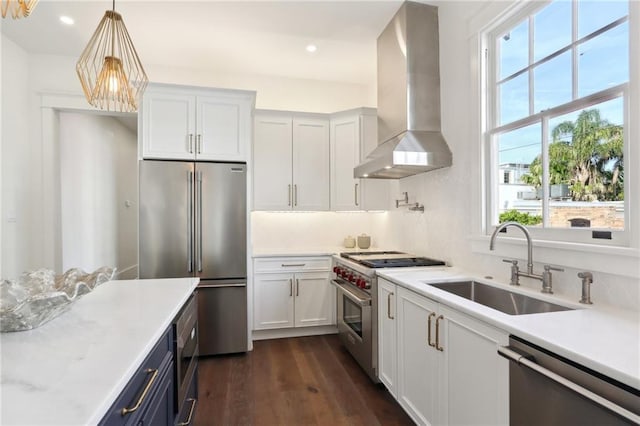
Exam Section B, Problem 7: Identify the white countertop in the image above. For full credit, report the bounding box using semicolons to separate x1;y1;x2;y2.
251;247;400;258
377;267;640;390
0;277;199;426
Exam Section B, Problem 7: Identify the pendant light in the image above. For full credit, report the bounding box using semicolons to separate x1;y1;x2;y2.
1;0;38;19
76;0;148;112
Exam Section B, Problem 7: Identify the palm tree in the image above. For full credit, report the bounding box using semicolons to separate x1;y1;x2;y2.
520;109;623;201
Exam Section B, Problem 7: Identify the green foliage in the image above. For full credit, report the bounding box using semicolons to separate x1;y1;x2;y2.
518;108;623;201
499;210;543;225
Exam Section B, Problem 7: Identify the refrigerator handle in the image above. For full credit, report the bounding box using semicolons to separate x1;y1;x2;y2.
197;170;203;272
187;171;193;273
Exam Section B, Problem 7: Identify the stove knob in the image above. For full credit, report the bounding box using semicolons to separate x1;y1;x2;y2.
341;270;348;278
348;274;355;282
356;278;363;287
333;266;339;273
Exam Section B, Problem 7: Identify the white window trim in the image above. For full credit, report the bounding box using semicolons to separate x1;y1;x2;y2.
481;0;637;246
468;0;640;278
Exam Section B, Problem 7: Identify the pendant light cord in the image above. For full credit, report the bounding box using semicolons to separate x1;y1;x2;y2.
110;0;116;56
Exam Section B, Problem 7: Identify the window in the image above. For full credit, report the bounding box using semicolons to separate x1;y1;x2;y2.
486;0;629;241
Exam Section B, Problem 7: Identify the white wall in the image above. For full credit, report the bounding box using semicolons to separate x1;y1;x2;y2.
59;112;138;278
383;1;639;311
1;35;31;279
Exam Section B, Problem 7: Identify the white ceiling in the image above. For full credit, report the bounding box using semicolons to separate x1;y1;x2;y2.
1;0;408;85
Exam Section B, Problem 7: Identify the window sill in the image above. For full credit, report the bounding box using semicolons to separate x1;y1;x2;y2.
469;235;639;279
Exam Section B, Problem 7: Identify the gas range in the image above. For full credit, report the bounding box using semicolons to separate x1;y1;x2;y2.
333;251;446;292
331;250;447;383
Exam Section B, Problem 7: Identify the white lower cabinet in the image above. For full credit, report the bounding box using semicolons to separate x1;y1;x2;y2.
378;278;509;426
253;257;335;331
378;278;398;396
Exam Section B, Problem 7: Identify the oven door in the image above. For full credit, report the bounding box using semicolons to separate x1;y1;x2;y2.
331;279;376;381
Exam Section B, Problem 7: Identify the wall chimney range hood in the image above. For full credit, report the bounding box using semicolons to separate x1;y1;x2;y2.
355;1;452;179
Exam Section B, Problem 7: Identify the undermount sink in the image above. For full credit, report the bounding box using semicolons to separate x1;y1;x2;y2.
427;280;574;315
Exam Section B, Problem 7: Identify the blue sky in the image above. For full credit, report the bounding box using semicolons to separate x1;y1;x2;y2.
497;0;628;165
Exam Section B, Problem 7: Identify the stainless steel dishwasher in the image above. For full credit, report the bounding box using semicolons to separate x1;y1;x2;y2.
499;336;640;425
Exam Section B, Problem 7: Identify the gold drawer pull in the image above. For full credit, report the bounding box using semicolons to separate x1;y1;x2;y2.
120;368;159;416
177;398;197;426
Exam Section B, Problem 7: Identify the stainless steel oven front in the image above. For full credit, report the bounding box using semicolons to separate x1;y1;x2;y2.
331;277;378;382
174;294;198;413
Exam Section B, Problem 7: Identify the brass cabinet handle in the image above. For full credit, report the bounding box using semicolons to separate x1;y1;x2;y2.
176;398;197;426
121;368;159;416
289;278;293;297
197;134;202;154
294;184;298;207
296;278;299;296
387;292;394;319
281;263;306;267
288;184;291;206
435;315;444;351
188;134;194;153
354;183;359;206
427;312;436;347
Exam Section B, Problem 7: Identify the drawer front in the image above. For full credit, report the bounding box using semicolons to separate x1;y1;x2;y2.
100;327;173;426
254;256;331;273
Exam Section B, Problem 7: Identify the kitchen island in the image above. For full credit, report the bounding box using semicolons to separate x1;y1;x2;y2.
1;277;199;426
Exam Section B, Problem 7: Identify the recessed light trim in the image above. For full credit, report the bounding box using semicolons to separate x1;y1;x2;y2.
60;15;74;25
305;44;317;53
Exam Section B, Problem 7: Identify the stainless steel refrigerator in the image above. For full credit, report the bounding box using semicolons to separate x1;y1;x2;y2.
139;160;248;355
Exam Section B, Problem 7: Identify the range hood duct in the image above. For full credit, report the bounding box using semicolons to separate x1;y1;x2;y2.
355;1;452;179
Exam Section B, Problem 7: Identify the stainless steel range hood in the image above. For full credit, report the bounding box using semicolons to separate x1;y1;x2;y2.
355;1;452;179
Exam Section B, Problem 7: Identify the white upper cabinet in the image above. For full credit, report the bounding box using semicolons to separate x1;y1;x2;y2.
292;117;330;211
330;108;389;211
140;83;254;162
253;111;330;211
331;114;361;210
253;113;293;210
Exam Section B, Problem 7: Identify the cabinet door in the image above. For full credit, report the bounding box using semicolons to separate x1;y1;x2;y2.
292;117;330;211
141;91;196;160
253;273;294;330
397;287;439;426
330;115;361;210
377;278;397;397
293;271;335;327
359;113;390;210
438;305;509;426
253;113;293;210
196;94;250;162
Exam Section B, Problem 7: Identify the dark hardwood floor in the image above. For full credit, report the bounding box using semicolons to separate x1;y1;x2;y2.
193;334;413;426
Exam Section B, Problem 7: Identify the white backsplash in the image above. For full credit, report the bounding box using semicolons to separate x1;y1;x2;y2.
251;211;397;251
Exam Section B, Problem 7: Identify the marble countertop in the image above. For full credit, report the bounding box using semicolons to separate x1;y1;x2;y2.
1;277;199;426
377;267;640;390
251;246;396;257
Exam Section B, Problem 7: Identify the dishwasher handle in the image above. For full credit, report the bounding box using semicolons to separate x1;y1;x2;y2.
498;346;640;424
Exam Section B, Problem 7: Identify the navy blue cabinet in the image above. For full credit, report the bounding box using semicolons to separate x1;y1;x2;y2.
100;327;174;426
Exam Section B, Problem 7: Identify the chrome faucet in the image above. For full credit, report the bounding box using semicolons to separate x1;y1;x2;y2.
489;221;564;293
578;271;594;304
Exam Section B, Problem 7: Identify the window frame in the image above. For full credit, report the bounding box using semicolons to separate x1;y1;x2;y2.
483;0;632;247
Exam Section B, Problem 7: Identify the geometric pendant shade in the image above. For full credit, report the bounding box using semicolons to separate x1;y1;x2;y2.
76;2;148;112
1;0;38;19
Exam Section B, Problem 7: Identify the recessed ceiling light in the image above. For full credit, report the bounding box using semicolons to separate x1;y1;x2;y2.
60;16;74;25
305;44;317;53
